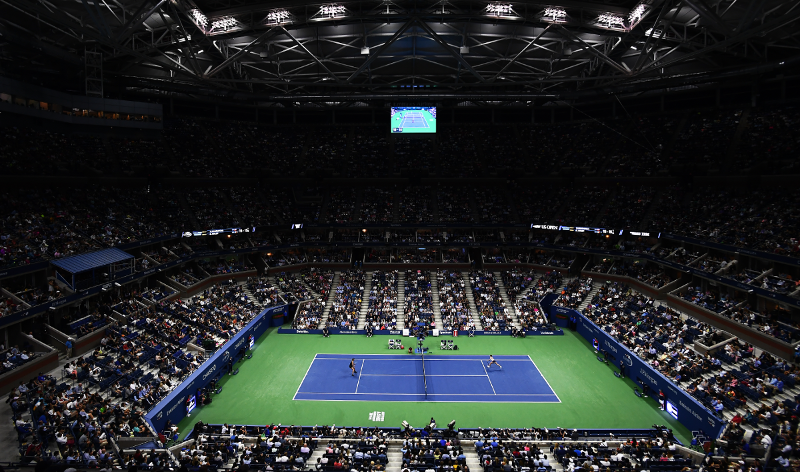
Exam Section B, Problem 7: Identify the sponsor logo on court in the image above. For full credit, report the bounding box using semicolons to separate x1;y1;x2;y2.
678;399;703;421
622;354;633;366
202;365;217;380
368;411;385;422
167;402;181;416
639;368;657;386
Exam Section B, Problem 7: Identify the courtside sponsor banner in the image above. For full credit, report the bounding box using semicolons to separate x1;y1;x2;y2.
145;305;282;433
277;328;562;336
559;306;725;438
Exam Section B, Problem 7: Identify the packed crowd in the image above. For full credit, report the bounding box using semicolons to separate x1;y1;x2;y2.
171;269;200;288
293;298;325;330
437;187;476;224
577;282;793;424
365;270;399;330
437;270;475;332
274;273;313;303
10;278;265;469
300;268;335;299
326;270;365;329
501;269;537;304
0;344;39;375
246;277;282;307
552;276;593;310
404;270;435;330
530;271;564;300
361;188;395;224
607;262;672;289
398;187;435;223
469;271;512;331
671;109;741;166
725;306;800;344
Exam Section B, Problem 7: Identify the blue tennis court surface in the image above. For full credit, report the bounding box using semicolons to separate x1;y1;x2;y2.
399;112;430;129
294;354;560;402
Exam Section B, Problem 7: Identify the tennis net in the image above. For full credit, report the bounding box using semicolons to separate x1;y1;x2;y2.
422;353;428;398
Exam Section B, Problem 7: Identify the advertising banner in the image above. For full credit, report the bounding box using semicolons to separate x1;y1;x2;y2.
554;306;725;438
277;328;563;336
145;305;283;434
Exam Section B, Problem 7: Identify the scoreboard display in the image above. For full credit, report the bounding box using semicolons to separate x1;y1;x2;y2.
391;107;437;134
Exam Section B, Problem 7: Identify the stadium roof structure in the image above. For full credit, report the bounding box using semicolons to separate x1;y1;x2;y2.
1;0;799;105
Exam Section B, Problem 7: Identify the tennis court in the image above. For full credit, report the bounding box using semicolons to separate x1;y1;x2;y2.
294;354;560;402
399;111;431;129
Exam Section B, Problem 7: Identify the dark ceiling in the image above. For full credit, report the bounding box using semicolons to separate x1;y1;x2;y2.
1;0;799;106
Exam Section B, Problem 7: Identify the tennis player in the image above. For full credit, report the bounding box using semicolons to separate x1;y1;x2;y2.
350;358;358;376
487;355;502;369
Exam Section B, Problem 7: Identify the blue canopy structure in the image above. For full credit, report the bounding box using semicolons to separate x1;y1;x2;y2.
52;248;135;290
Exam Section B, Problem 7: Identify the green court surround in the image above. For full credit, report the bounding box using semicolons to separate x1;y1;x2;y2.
177;327;690;443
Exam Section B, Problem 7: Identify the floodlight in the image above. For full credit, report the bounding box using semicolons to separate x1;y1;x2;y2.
211;17;237;31
597;13;625;29
543;7;567;22
190;9;208;28
320;4;346;17
486;3;513;15
361;47;370;54
628;3;646;24
267;9;291;24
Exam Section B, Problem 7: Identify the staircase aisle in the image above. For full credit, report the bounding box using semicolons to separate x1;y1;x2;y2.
299;278;321;299
396;271;405;330
463;272;482;329
240;284;263;308
320;272;341;326
576;282;600;312
385;443;404;472
463;442;483;472
357;271;374;329
431;274;442;328
493;271;519;329
305;447;327;471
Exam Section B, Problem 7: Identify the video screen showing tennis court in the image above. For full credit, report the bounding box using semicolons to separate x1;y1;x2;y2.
391;106;437;133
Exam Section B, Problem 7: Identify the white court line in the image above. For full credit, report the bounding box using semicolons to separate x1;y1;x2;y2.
481;360;497;395
527;355;562;403
293;353;319;400
297;392;557;396
360;374;487;377
355;359;365;393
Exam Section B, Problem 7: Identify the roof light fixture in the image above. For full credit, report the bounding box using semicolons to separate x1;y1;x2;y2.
628;3;647;25
266;9;291;25
210;17;237;31
189;9;208;28
543;7;567;22
486;3;513;16
319;4;346;17
597;13;625;29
